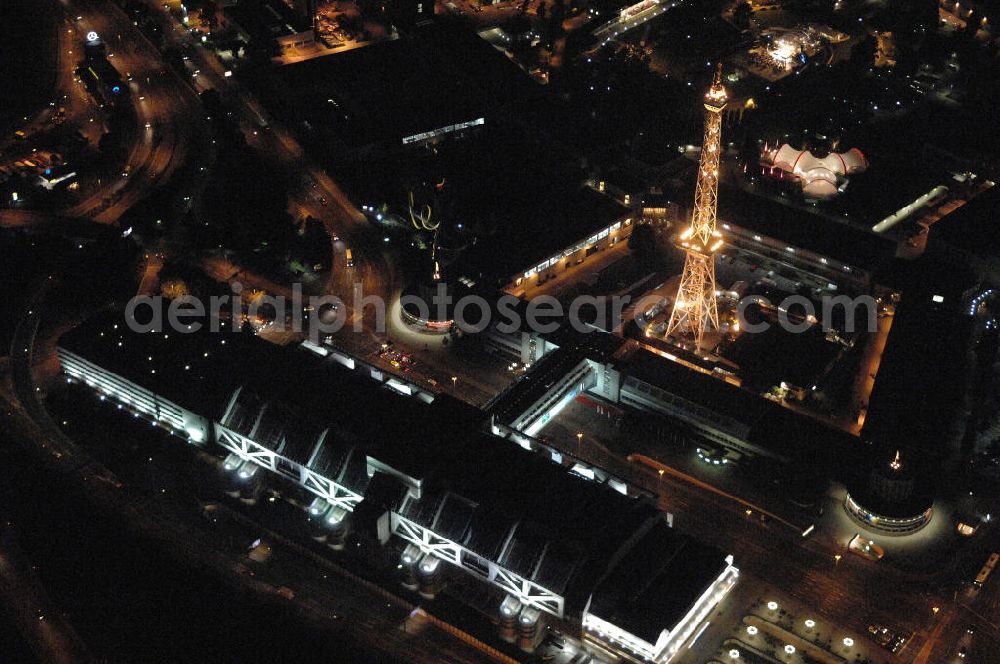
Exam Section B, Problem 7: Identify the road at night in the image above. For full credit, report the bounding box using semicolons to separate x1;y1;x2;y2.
544;403;1000;663
55;0;210;225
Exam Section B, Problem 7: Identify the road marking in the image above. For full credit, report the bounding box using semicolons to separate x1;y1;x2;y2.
911;611;951;664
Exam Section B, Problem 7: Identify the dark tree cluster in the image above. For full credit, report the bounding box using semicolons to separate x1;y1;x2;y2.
188;90;296;267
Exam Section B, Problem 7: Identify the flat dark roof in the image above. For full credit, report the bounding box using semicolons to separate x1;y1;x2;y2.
862;258;975;453
396;419;664;612
335;123;629;284
487;346;586;425
931;184;1000;259
588;519;728;644
228;0;311;39
264;20;626;283
461;183;629;282
834;160;949;225
267;21;533;148
724;325;841;390
747;406;858;470
556;326;630;359
61;310;691;617
621;347;773;426
621;346;861;463
716;185;896;273
58;312;274;422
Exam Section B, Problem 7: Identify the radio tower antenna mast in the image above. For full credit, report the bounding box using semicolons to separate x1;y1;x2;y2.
665;64;728;351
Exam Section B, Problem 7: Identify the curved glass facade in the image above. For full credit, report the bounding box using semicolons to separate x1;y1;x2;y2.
844;493;932;535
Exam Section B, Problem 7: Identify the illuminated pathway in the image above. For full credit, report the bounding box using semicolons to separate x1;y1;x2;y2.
592;0;682;44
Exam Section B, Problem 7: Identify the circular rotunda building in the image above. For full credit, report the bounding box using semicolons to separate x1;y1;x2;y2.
844;449;933;535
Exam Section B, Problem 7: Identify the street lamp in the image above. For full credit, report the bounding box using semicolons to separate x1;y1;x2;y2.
834;554;842;565
657;468;665;490
767;601;779;612
804;619;816;629
451;376;457;388
843;637;854;647
746;625;758;637
576;432;583;455
784;645;796;655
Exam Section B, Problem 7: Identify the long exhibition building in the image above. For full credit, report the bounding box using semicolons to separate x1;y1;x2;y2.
58;311;738;663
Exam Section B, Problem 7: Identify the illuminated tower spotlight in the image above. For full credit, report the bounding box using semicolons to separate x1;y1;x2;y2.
665;64;728;351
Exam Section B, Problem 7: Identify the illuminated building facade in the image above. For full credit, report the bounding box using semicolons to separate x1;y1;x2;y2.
583;542;739;662
484;331;858;467
59;312;737;662
502;215;634;298
761;144;868;200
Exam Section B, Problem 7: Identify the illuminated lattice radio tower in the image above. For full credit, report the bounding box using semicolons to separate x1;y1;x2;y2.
665;65;728;351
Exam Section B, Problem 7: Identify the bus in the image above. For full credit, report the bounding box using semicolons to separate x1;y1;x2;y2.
974;552;999;587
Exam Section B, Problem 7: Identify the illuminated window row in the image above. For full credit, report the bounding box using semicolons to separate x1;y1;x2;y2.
523;221;625;280
60;351;186;431
844;494;932;534
401;117;485;145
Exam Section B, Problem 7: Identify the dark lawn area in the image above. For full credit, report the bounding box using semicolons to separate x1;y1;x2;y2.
0;609;37;664
0;0;59;130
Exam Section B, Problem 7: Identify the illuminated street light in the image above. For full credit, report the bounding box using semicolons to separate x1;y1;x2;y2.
746;625;758;636
767;601;779;611
729;649;740;660
451;376;457;388
843;637;854;647
784;645;796;655
804;619;816;629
